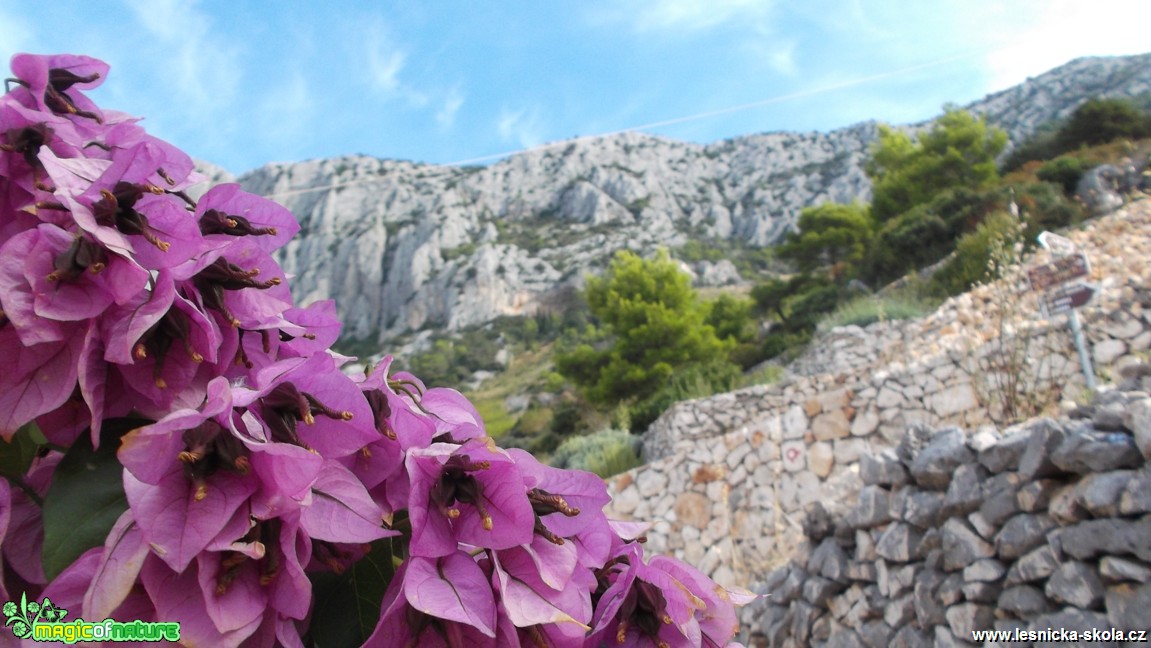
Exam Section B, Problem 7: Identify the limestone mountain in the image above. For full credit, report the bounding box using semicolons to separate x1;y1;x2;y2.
218;53;1151;349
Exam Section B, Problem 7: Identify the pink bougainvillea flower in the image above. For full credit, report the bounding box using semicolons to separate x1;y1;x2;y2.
233;353;378;458
0;324;85;440
506;447;611;543
7;53;108;128
407;439;534;557
419;387;486;442
588;541;753;648
365;552;499;647
299;460;394;544
489;539;594;635
195;183;300;253
350;355;436;512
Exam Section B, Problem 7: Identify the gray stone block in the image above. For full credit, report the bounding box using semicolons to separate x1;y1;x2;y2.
1029;608;1111;646
1016;478;1060;512
979;427;1031;474
995;513;1057;559
1052;428;1142;474
1060;517;1151;562
903;491;945;529
1099;556;1151;584
809;537;850;583
857;620;894;648
913;568;947;626
1005;544;1061;585
943;463;990;517
962;580;1002;603
1074;470;1136;517
860;449;908;487
1105;582;1151;630
889;625;932;648
998;584;1054;617
845;485;891;529
942;518;995;571
1045;561;1104;609
964;558;1007;582
876;522;923;563
1119;465;1151;514
945;602;995;641
1017;419;1068;480
909;427;974;490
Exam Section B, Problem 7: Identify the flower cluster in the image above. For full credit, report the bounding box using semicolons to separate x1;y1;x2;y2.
0;53;751;646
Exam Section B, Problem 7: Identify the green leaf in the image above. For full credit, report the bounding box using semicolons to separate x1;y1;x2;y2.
40;419;144;581
307;537;398;647
0;422;48;479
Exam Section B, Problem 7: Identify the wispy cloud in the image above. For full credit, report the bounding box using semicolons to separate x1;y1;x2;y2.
980;0;1151;92
0;7;36;61
436;86;465;130
497;106;547;148
122;0;243;119
620;0;772;32
256;70;313;156
358;18;427;106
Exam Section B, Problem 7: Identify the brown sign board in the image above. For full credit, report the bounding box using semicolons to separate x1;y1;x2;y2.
1041;282;1096;316
1027;253;1089;291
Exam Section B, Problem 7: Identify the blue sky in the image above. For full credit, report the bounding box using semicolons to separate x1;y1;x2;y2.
3;1;1149;174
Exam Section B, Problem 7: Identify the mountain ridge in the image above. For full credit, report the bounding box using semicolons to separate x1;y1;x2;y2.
204;52;1151;349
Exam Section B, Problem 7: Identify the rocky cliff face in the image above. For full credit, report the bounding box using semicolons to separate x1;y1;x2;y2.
225;53;1151;347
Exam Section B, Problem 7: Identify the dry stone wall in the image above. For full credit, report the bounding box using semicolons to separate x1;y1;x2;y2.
606;199;1151;597
741;384;1151;647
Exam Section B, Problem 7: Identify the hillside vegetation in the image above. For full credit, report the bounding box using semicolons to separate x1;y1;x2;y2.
393;97;1151;476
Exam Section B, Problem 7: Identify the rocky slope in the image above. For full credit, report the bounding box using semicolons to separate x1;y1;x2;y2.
599;195;1151;644
219;53;1151;348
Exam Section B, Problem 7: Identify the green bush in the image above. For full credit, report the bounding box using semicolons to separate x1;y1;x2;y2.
549;428;642;477
704;293;756;344
817;294;936;332
1055;97;1151;150
512;406;554;437
1036;157;1092;194
868;205;951;282
929;211;1021;297
629;360;742;432
1014;182;1084;239
555;249;731;406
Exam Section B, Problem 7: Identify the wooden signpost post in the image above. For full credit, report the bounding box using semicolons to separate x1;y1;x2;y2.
1030;232;1096;389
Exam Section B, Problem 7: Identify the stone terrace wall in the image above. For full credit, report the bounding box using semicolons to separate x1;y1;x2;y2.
607;200;1151;590
743;385;1151;647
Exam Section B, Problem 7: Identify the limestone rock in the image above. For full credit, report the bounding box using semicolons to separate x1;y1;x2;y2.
1051;429;1142;473
1017;419;1068;480
942;518;995;571
909;427;973;490
1100;556;1151;584
1106;582;1151;631
1005;544;1062;585
1045;561;1104;608
998;584;1054;617
860;450;908;487
1060;517;1151;562
995;513;1057;559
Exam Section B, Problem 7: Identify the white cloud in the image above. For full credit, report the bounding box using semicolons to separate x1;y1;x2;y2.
0;8;36;62
981;1;1151;92
630;0;770;32
367;45;406;94
256;71;313;152
497;107;546;148
123;0;242;105
357;19;427;107
436;86;465;130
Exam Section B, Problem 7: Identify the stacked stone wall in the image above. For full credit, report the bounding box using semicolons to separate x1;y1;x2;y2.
607;202;1151;592
742;388;1151;647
